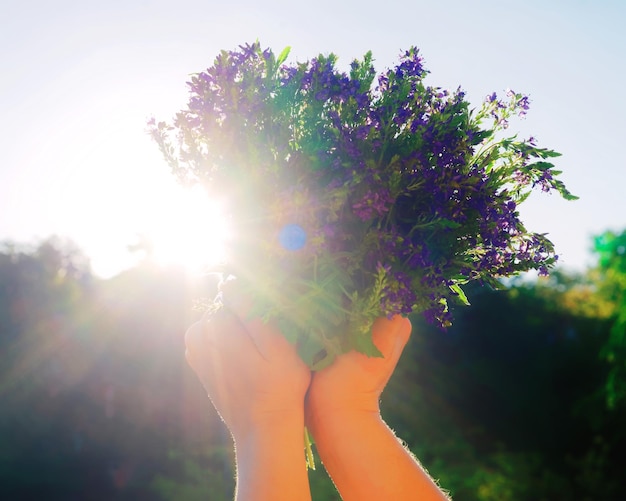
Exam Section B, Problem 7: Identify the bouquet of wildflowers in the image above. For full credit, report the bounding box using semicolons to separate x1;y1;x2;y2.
150;42;576;369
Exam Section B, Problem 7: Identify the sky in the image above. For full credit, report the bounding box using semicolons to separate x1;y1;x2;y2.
1;0;624;277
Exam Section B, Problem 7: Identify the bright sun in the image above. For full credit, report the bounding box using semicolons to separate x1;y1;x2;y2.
143;184;230;274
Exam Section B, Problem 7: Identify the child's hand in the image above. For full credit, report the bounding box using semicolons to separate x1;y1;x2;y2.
306;315;411;421
185;284;311;442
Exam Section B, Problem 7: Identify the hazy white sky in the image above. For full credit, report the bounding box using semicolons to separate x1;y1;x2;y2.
1;0;624;276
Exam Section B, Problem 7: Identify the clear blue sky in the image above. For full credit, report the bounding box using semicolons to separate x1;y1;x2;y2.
1;0;624;276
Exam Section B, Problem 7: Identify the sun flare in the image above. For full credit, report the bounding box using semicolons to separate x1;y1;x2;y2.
144;184;230;273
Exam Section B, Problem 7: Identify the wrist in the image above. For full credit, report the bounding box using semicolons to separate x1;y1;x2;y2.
306;398;382;445
233;411;311;501
232;407;305;445
306;382;380;429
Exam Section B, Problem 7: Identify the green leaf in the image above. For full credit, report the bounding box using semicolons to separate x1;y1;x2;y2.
277;318;300;345
450;283;471;306
310;351;336;371
276;46;291;67
296;332;328;368
535;148;562;159
352;331;383;358
527;161;555;171
304;427;316;470
436;218;462;230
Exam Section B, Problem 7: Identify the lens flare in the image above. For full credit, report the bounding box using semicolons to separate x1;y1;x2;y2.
279;224;307;251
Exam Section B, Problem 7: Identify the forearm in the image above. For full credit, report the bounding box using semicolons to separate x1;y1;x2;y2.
310;410;449;501
233;412;311;501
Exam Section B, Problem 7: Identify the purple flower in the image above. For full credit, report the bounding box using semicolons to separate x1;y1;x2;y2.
517;95;531;116
380;270;416;317
352;189;393;221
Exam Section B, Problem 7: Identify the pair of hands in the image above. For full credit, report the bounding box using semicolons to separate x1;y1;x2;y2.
184;285;412;444
185;284;450;501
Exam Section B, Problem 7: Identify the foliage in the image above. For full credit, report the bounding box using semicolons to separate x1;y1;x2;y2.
531;230;626;410
0;240;230;499
150;448;234;501
149;42;577;368
384;281;624;500
591;230;626;409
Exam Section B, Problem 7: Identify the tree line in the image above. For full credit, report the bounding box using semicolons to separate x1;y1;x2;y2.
0;233;624;500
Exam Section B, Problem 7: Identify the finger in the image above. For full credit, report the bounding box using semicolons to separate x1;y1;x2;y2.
184;321;215;392
185;308;256;378
389;316;412;363
185;306;233;359
206;308;263;365
184;311;257;400
184;320;210;371
244;316;300;363
371;315;411;359
218;277;278;361
218;276;253;318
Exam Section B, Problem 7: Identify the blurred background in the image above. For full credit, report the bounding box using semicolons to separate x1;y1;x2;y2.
1;1;625;499
2;233;625;500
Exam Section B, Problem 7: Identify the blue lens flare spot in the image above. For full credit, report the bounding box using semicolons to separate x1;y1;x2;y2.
279;224;307;251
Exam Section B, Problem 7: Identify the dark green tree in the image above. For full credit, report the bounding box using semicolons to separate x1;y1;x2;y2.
591;230;626;410
382;270;624;500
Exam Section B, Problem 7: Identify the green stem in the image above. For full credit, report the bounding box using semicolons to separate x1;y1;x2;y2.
304;426;316;470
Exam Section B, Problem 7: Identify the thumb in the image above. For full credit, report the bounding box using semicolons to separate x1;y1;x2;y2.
371;316;412;361
217;277;283;361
